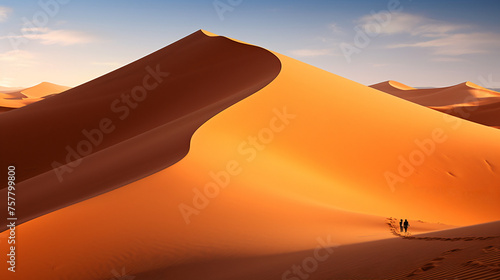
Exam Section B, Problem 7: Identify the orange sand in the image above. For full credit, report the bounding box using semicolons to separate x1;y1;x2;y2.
0;82;70;111
1;30;499;280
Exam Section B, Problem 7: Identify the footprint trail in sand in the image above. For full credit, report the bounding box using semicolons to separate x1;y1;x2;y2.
386;218;500;279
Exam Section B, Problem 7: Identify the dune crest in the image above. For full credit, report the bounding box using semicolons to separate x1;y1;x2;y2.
20;81;71;98
465;81;500;94
389;80;415;90
200;29;218;37
0;30;281;231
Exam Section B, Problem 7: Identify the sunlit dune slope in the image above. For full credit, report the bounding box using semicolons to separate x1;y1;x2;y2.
184;55;500;226
2;31;499;280
0;30;281;230
0;82;70;111
371;80;500;128
19;81;70;98
1;88;29;109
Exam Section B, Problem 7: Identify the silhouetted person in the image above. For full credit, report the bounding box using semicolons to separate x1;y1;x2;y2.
399;219;403;232
404;219;409;233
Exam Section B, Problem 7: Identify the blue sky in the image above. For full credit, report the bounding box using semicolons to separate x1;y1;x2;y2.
1;0;499;88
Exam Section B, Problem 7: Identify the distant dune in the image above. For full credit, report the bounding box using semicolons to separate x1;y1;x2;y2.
0;82;70;111
0;86;25;93
1;31;499;280
19;82;71;98
371;80;500;128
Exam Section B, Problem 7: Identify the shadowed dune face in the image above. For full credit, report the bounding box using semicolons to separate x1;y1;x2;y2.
371;80;500;128
432;100;500;128
0;91;27;100
128;221;500;280
0;107;14;113
0;30;281;230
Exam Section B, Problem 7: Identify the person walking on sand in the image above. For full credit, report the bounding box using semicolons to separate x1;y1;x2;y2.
404;219;409;233
399;219;403;232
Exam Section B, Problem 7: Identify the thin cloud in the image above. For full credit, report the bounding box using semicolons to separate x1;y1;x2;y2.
29;29;94;45
355;12;499;57
0;6;11;22
21;27;50;33
388;32;500;56
432;57;465;62
358;12;469;37
0;77;17;87
0;50;35;67
359;12;420;35
289;48;334;57
0;28;95;46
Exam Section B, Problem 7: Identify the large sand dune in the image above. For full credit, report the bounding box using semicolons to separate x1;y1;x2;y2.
0;30;281;229
1;30;499;280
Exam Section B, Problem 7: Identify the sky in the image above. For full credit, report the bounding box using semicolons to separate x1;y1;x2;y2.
1;0;499;88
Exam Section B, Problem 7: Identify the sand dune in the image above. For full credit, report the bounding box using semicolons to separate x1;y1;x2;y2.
371;80;500;128
0;86;24;94
0;82;70;111
0;92;28;109
1;30;499;280
0;30;281;230
18;82;70;98
370;80;500;106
